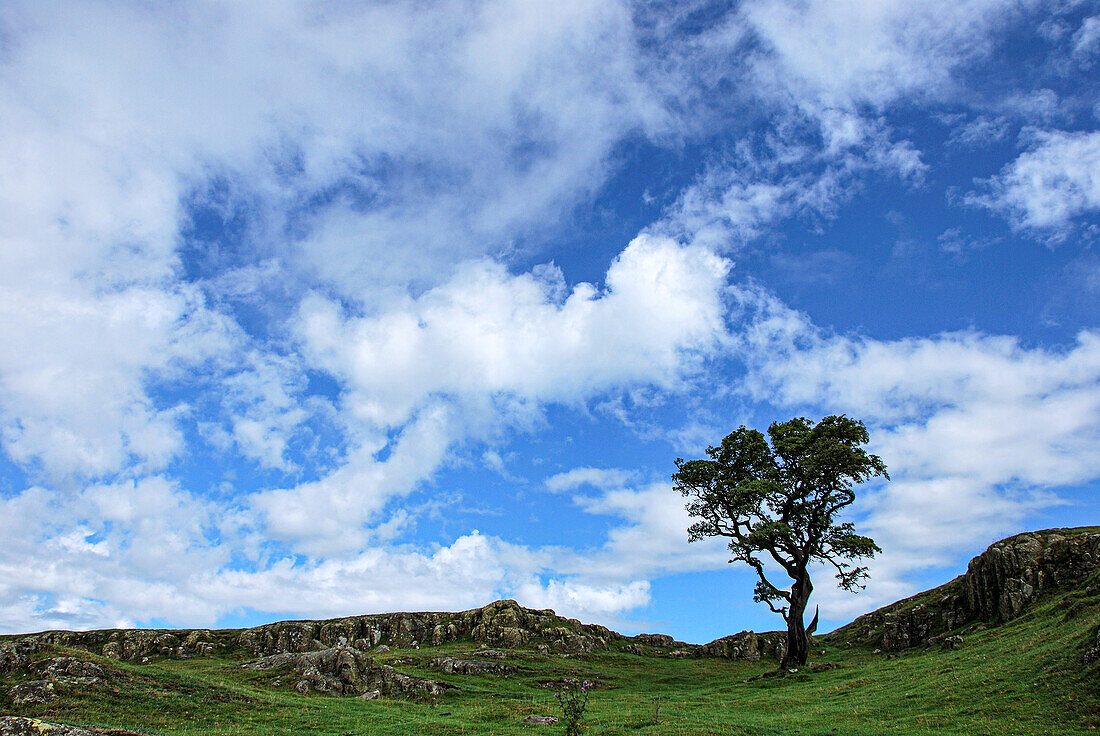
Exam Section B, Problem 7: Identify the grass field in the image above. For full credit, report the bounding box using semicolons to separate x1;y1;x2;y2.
4;579;1099;736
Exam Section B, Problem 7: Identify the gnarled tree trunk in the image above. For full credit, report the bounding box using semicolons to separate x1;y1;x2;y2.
781;574;813;669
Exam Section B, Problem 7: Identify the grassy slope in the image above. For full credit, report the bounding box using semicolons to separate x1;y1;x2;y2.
4;567;1099;735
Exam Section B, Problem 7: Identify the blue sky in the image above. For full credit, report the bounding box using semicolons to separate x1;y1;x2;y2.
2;0;1100;643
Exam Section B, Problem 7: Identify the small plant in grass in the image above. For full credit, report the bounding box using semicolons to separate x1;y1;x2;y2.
553;677;593;736
651;694;669;725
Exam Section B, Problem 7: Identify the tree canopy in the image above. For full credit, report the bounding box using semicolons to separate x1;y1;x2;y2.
672;415;887;667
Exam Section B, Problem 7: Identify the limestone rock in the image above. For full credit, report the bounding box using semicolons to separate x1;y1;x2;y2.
0;638;37;674
9;680;58;707
27;656;106;682
700;631;787;662
828;528;1100;651
1084;628;1100;665
244;642;446;698
522;715;558;724
429;657;514;675
0;717;99;736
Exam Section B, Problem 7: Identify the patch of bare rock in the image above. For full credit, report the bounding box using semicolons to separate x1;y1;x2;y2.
1;637;108;707
243;641;446;698
429;657;514;675
829;528;1100;651
0;718;154;736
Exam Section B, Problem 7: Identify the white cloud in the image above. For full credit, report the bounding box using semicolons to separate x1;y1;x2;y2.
545;467;637;493
297;236;730;429
1074;15;1100;58
740;0;1031;113
945;115;1012;148
251;236;730;554
0;0;671;482
970;129;1100;236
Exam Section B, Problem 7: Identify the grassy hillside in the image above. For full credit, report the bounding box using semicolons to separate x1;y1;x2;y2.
3;567;1100;736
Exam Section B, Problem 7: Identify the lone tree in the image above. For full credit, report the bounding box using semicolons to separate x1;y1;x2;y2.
672;415;887;669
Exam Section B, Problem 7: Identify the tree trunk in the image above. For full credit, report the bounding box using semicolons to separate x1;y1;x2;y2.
781;574;813;669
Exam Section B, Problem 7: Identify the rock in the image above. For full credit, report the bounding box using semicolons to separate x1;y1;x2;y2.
0;638;37;674
522;715;559;725
429;657;514;675
358;689;381;700
9;680;58;706
808;662;837;672
667;649;692;658
939;635;964;651
829;529;1100;651
27;656;106;682
248;642;447;698
293;644;375;695
632;634;675;647
0;717;98;736
373;645;391;653
882;606;934;650
241;652;298;670
468;649;509;659
622;643;644;655
700;631;787;663
233;599;614;657
1083;628;1100;665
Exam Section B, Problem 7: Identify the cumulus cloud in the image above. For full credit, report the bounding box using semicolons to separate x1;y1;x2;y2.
970;129;1100;236
297;236;730;429
255;236;731;553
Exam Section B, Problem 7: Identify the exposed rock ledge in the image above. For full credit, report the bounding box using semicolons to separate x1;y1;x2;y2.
243;642;446;698
0;717;152;736
828;528;1100;651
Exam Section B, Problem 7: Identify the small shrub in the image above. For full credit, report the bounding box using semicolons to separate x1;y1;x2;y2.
553;677;593;736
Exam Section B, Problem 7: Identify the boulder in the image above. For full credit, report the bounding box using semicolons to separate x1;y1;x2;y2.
0;717;98;736
522;715;558;725
1084;628;1100;666
0;639;37;674
27;656;107;682
9;680;58;707
244;642;446;698
700;631;786;662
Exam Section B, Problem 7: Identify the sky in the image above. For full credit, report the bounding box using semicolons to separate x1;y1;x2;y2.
1;0;1099;644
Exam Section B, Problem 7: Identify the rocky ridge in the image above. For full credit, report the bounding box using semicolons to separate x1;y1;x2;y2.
828;527;1100;651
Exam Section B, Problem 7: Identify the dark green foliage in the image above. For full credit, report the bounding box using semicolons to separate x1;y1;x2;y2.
673;415;887;667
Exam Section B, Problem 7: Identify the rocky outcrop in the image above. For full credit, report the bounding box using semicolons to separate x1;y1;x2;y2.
963;530;1100;621
28;629;221;662
699;631;786;662
243;642;446;698
0;638;38;674
6;600;617;664
26;656;106;683
3;650;108;708
429;657;514;675
8;680;60;707
829;528;1100;651
236;599;615;657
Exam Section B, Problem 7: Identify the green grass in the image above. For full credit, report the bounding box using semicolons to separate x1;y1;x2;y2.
4;585;1100;736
